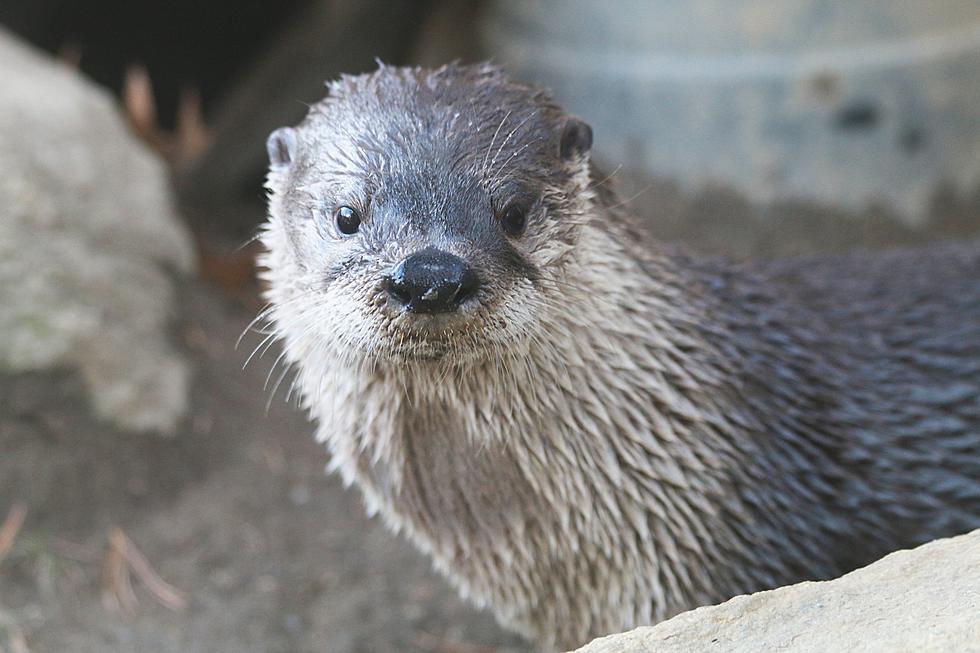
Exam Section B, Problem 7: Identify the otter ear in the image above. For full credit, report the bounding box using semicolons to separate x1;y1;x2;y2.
559;118;593;162
267;127;297;170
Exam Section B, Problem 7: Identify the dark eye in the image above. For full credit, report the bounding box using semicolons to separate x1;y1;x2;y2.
335;205;361;235
500;204;527;237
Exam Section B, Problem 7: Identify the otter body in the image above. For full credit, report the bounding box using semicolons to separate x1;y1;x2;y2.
260;64;980;651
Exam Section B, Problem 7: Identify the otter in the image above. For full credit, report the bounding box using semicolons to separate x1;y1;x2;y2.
258;63;980;651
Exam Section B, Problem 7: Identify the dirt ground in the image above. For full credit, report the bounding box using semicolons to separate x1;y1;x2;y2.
0;283;528;653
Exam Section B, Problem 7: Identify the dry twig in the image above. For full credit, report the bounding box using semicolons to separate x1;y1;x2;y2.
102;528;187;614
174;87;212;171
0;504;27;565
414;631;504;653
0;608;31;653
123;65;163;152
122;64;212;172
102;529;138;614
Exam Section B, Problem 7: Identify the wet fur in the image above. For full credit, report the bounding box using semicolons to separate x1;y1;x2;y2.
259;63;980;651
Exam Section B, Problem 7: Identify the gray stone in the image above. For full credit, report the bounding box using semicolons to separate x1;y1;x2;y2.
0;28;195;433
571;529;980;653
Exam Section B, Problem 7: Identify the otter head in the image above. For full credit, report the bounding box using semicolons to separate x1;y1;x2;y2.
262;63;594;366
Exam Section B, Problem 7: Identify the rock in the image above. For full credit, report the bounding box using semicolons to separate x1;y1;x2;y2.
0;27;195;434
571;529;980;653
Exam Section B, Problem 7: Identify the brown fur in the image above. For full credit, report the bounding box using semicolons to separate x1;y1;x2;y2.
258;63;980;651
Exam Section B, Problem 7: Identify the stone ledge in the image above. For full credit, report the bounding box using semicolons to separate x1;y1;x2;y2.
572;529;980;653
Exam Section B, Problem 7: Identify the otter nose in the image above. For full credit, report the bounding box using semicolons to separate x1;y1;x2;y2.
387;248;479;314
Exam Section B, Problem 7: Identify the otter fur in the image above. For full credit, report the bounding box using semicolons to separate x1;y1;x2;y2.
258;63;980;651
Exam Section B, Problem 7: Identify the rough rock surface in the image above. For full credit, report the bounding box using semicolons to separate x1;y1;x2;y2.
0;28;195;433
572;529;980;653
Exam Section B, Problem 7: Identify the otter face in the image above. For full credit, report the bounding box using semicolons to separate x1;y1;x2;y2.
261;64;593;364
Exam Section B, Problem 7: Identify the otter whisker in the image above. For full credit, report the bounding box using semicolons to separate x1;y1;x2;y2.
488;137;545;190
236;303;275;349
265;362;296;415
483;108;512;174
488;109;538;174
242;330;281;370
589;164;624;190
605;183;656;212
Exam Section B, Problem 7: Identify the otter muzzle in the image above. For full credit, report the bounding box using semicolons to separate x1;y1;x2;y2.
386;247;480;314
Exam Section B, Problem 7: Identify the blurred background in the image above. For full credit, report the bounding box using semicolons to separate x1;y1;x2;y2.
1;1;979;651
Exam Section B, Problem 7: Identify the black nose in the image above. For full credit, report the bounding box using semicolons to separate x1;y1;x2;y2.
387;248;480;314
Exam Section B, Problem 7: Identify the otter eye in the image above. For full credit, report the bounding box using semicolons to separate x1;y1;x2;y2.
335;206;361;235
500;204;527;237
